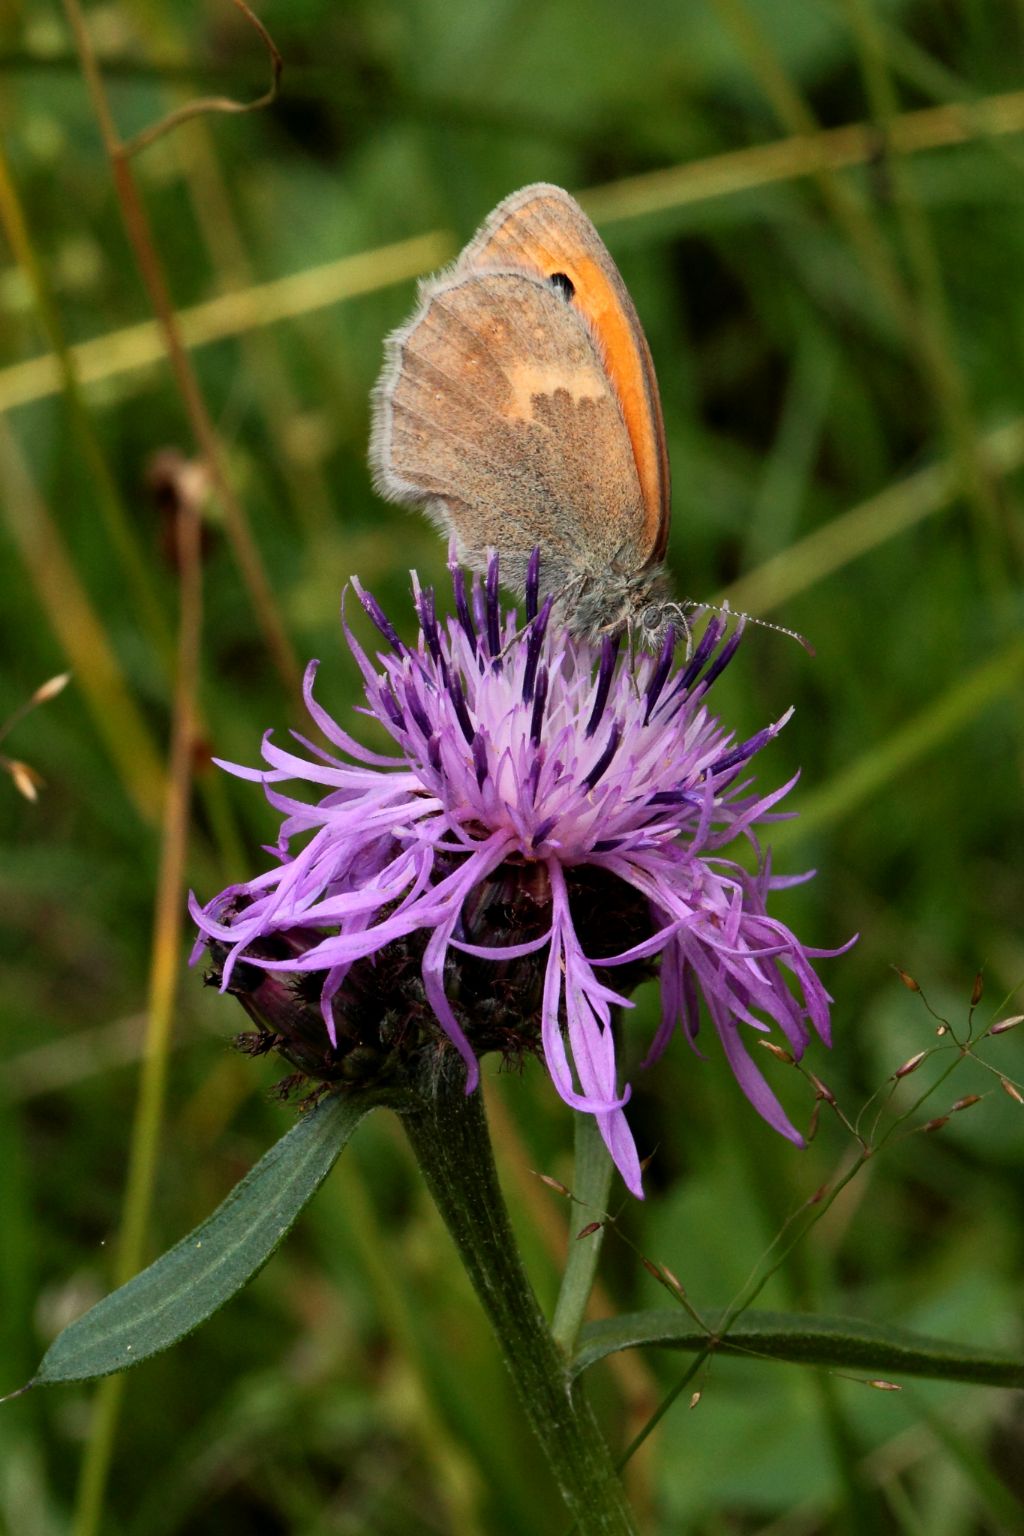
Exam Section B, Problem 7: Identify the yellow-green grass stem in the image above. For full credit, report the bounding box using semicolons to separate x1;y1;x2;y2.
775;638;1024;847
720;417;1024;617
0;138;173;659
72;475;203;1536
4;91;1024;413
0;418;166;824
712;0;1012;598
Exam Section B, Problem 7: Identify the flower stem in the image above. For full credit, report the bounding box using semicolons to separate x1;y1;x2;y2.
398;1068;637;1536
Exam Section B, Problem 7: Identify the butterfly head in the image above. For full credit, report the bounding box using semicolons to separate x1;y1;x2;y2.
560;558;675;654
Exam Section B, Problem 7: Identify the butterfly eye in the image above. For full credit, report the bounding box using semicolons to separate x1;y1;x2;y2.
548;271;575;301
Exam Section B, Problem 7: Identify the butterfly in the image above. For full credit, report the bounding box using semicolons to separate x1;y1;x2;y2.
369;182;677;651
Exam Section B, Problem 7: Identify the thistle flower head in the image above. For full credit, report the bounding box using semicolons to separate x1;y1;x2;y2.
193;551;848;1196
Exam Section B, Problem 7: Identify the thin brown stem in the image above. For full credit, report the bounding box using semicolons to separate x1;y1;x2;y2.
60;0;301;701
120;0;282;160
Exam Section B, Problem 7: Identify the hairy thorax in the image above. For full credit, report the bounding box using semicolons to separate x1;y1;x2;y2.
559;557;678;655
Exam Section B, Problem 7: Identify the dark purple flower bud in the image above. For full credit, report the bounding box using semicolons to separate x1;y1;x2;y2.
356;583;405;654
644;628;675;723
485;554;502;660
525;547;541;622
584;721;622;790
450;560;477;652
586;635;620;738
529;665;549;747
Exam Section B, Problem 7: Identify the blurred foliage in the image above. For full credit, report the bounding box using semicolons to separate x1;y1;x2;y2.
1;0;1023;1531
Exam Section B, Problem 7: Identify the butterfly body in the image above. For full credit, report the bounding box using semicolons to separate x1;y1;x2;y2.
371;183;676;650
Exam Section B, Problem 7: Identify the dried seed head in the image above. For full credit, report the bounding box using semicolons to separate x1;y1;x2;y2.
8;760;42;802
533;1172;572;1198
894;967;920;993
689;1391;702;1410
970;971;985;1007
808;1073;836;1104
661;1265;686;1299
950;1094;982;1113
758;1040;795;1064
575;1221;603;1241
991;1015;1024;1036
32;672;71;706
146;448;213;570
999;1077;1024;1105
921;1115;949;1134
894;1050;928;1080
867;1379;902;1392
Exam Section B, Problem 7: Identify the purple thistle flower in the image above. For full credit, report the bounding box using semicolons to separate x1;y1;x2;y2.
192;552;850;1197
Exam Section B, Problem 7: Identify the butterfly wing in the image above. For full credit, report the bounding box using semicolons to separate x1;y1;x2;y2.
457;183;671;564
371;265;647;595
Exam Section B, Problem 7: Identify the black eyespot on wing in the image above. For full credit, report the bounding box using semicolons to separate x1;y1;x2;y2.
548;271;575;301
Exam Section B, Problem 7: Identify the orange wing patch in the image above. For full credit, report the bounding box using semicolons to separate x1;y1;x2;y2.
456;184;671;564
552;252;662;544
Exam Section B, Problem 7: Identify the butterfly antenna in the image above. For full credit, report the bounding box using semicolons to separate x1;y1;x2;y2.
675;599;815;657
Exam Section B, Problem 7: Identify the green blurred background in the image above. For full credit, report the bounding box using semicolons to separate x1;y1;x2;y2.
1;1;1023;1531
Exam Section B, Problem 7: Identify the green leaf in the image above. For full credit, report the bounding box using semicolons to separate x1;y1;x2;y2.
33;1091;384;1385
550;1110;613;1353
571;1309;1024;1389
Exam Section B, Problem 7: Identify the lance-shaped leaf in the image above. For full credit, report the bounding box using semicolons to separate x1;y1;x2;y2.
31;1091;384;1386
571;1309;1024;1388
